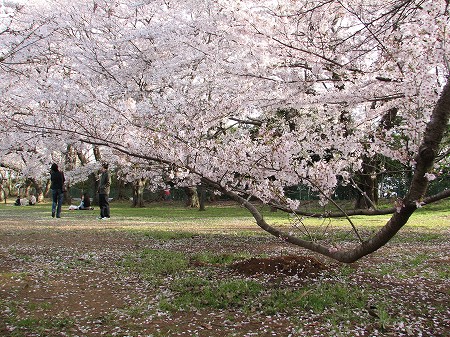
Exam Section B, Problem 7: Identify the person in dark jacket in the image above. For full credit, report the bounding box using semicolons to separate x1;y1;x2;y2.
50;163;65;218
97;162;111;219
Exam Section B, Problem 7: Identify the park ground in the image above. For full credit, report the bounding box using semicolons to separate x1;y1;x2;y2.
0;199;449;336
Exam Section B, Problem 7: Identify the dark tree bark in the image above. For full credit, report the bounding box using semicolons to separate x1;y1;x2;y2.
354;107;399;209
184;187;200;208
77;148;99;203
198;184;206;211
91;146;102;205
63;144;78;205
132;178;146;207
115;177;128;200
0;184;5;203
43;179;51;198
28;178;44;203
354;158;379;209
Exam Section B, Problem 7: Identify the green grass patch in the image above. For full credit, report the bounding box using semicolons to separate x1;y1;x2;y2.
25;301;52;311
120;249;253;284
0;271;28;279
261;282;368;315
160;276;372;322
120;249;189;280
0;300;74;337
12;316;74;334
160;277;264;311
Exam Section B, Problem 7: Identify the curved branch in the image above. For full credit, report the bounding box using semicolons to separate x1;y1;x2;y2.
206;79;450;263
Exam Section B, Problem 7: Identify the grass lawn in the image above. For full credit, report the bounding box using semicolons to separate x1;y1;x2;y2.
0;198;448;336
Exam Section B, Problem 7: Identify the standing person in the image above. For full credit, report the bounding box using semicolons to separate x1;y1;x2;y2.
50;163;65;218
98;162;111;220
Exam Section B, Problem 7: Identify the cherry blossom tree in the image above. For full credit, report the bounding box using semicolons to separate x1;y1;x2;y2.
2;0;449;262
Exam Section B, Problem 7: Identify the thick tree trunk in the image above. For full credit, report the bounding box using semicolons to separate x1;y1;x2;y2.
7;173;13;197
132;178;145;207
198;184;206;211
115;177;128;200
0;184;5;203
29;178;44;203
44;180;51;198
184;187;199;208
354;159;379;209
90;173;100;205
355;107;399;209
77;147;99;204
64;144;78;205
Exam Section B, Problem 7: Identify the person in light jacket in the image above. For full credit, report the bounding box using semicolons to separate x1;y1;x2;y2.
97;162;111;219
